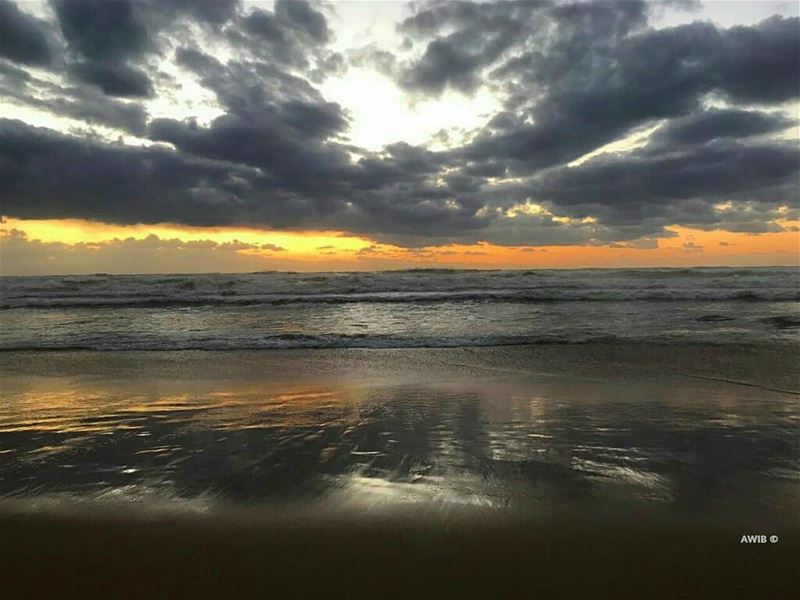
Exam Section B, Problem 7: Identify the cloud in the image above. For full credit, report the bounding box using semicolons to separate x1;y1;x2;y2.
150;0;240;28
0;0;56;66
0;229;280;275
532;139;798;214
682;241;703;252
454;13;800;176
397;0;557;95
646;108;795;148
398;0;648;96
48;0;243;98
70;61;153;97
52;0;150;62
232;0;334;73
0;0;797;252
0;119;255;226
1;67;148;134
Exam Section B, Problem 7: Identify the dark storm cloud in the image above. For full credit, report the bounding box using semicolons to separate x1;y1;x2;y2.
527;138;799;237
70;61;153;97
275;0;330;43
647;109;795;148
149;103;350;189
228;0;338;78
51;0;149;62
156;44;355;196
1;60;148;134
0;119;259;225
398;1;553;94
0;0;798;249
6;86;148;136
50;0;240;60
239;7;324;69
398;0;647;95
49;0;242;97
534;140;799;209
148;0;240;28
396;1;799;189
174;47;334;114
718;15;800;103
45;92;148;135
0;0;55;66
455;14;800;176
0;61;33;90
0;117;486;240
50;0;155;97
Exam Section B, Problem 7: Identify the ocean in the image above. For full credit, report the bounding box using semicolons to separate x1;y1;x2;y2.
1;267;798;350
1;267;798;596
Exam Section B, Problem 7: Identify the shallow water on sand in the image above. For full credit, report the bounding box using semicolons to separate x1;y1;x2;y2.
1;348;797;525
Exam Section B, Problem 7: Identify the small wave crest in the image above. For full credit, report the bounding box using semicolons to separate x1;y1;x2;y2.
763;315;800;329
0;333;632;351
2;289;797;309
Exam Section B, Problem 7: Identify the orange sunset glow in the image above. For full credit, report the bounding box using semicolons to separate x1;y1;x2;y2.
2;217;797;275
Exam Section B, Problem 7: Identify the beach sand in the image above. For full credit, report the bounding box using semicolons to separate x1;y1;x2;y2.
1;344;798;598
2;505;798;599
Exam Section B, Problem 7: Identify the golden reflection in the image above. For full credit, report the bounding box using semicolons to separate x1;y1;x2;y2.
2;353;798;519
0;377;365;434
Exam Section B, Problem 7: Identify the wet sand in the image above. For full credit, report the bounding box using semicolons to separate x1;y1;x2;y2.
1;344;799;598
2;505;798;599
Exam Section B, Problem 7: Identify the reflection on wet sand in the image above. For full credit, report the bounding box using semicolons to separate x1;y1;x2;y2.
1;351;797;523
1;346;799;598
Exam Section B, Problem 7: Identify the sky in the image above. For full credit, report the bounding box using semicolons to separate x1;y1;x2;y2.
0;0;798;274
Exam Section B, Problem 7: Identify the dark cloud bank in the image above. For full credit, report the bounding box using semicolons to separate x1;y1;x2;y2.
0;0;798;248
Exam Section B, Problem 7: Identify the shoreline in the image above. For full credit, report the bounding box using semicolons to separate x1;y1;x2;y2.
2;342;798;598
3;341;798;393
